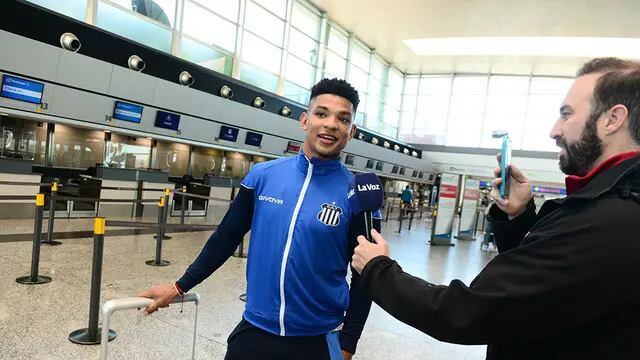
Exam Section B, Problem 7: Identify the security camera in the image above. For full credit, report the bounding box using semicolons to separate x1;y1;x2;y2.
394;144;401;151
280;106;292;117
403;148;410;154
60;32;81;52
127;55;146;72
371;137;379;145
220;85;234;98
253;97;266;109
383;141;390;148
357;133;365;140
412;151;418;157
179;71;194;86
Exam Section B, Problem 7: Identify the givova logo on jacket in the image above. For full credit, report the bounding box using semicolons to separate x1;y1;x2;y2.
317;203;343;226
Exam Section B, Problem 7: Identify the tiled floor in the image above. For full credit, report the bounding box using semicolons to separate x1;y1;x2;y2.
0;214;494;359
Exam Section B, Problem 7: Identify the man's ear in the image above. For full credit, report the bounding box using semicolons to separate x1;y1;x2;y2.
603;104;629;136
349;123;357;140
300;111;308;131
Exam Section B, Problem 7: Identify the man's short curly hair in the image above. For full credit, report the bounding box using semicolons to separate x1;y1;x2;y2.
309;78;360;112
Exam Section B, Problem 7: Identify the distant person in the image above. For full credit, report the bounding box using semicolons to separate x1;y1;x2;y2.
139;78;380;360
400;185;413;206
350;58;640;359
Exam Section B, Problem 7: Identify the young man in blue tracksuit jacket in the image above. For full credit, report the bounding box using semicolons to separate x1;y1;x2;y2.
140;78;381;360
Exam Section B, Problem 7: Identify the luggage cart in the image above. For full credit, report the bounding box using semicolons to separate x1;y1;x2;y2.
99;293;200;360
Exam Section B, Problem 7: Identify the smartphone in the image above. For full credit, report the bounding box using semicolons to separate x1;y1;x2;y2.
499;135;512;199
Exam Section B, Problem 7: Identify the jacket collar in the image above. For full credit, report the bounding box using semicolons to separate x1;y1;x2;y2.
567;152;640;200
295;152;343;175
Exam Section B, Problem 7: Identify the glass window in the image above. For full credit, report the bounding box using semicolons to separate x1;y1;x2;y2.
104;134;151;169
0;117;47;164
251;0;287;18
370;57;386;81
52;125;105;169
180;36;233;76
291;1;321;40
223;151;250;178
96;0;173;53
350;43;370;71
404;77;419;95
452;76;488;94
446;94;485;147
239;61;279;92
348;64;368;94
285;55;316;88
190;0;239;22
153;141;189;176
327;25;349;57
283;81;311;105
245;1;285;45
529;77;573;94
419;75;452;95
241;32;282;74
106;0;176;27
288;29;319;64
26;0;87;21
489;75;530;94
183;1;237;52
324;51;346;79
191;146;223;177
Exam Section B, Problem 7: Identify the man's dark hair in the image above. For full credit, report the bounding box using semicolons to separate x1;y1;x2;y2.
310;78;360;112
589;68;640;145
576;57;639;76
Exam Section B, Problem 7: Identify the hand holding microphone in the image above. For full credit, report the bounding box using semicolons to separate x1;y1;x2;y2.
348;173;385;242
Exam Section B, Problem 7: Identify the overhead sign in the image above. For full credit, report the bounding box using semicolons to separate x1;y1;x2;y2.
1;75;44;104
219;125;239;142
245;131;263;147
112;101;143;123
154;110;181;131
286;141;301;154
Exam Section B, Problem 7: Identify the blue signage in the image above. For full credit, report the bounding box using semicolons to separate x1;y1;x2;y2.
154;110;181;131
219;126;239;142
112;101;143;123
1;75;44;104
245;131;263;147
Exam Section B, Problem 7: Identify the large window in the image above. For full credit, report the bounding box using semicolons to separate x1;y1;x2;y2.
179;36;233;76
26;0;87;21
153;141;189;176
182;1;237;52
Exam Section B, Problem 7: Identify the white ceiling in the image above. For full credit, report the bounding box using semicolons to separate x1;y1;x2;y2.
308;0;640;76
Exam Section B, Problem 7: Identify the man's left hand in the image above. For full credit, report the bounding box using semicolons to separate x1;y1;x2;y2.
352;229;389;274
342;350;353;360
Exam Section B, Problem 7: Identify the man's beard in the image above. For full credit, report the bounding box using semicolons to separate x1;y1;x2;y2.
557;112;604;176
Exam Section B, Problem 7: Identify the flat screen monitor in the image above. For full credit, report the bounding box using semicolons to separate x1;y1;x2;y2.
344;154;355;165
245;131;263;146
154;110;181;131
418;172;424;179
112;101;143;123
1;74;44;104
412;170;418;177
399;167;406;175
391;165;399;174
375;161;384;171
219;125;239;142
365;159;374;169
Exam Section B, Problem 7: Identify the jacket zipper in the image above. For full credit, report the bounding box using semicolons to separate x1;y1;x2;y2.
278;159;314;336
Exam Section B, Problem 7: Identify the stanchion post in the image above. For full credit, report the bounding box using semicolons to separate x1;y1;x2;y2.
146;196;170;266
180;186;186;225
408;209;415;230
68;218;116;345
42;181;62;246
397;203;404;233
16;194;52;285
385;202;391;222
155;188;172;240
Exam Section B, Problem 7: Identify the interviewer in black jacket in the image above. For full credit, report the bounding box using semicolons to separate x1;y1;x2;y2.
352;57;640;360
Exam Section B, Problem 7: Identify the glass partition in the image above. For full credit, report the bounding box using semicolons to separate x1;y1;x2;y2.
0;116;47;164
191;146;223;177
153;141;190;175
180;35;233;76
104;134;151;169
224;151;250;178
52;124;105;169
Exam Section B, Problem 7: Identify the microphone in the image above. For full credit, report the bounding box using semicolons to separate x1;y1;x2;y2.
348;173;384;242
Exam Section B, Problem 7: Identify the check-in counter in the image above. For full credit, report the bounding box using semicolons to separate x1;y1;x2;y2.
139;169;171;218
0;157;40;219
201;175;242;225
94;167;138;219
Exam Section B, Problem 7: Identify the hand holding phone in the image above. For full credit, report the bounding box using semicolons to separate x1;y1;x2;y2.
499;135;512;199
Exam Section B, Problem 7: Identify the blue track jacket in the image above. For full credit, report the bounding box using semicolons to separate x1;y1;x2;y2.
176;154;380;353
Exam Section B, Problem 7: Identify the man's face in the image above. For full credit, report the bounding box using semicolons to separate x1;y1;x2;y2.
300;93;356;160
550;74;604;176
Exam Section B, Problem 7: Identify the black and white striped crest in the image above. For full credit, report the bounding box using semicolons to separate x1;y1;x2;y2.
317;203;343;227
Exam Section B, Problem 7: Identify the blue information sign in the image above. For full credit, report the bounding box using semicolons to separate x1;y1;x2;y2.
219;126;239;142
154;110;181;131
1;75;44;104
245;131;263;147
113;101;143;123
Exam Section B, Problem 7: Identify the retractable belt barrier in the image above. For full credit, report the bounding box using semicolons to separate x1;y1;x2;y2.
15;194;52;285
147;196;170;266
42;181;61;246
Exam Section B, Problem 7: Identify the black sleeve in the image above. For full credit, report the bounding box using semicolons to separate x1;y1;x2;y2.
339;213;380;354
488;199;537;252
176;186;254;292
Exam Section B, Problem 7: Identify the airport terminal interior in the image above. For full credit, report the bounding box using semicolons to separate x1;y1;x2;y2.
1;0;635;359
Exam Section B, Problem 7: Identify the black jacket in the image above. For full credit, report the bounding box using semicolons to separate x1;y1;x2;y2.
360;155;640;359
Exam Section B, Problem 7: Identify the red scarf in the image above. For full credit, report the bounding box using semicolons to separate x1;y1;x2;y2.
565;151;640;195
